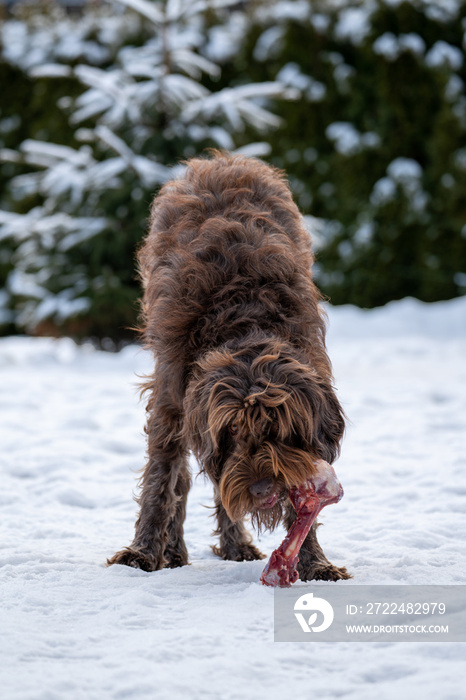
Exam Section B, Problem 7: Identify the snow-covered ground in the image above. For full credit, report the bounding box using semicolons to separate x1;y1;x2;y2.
1;296;465;699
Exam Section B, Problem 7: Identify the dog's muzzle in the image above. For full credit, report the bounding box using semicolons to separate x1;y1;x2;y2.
249;477;281;510
248;477;274;499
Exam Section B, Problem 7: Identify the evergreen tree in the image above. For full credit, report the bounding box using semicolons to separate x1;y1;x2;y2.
226;0;466;307
0;0;293;342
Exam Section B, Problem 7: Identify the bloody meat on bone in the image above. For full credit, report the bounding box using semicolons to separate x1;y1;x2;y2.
260;460;344;587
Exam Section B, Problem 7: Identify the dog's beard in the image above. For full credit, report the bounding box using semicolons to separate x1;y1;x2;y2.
219;442;318;532
183;340;345;532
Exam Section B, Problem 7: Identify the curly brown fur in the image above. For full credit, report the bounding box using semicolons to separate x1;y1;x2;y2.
107;151;349;581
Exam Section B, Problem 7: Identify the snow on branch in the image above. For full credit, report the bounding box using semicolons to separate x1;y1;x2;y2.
29;64;73;79
115;0;240;26
170;49;220;80
176;0;241;21
19;140;93;169
0;0;299;333
0;208;108;246
114;0;164;26
182;82;297;131
94;125;172;186
73;65;135;109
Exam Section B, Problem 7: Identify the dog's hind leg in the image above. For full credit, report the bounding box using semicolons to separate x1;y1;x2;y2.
283;502;351;581
107;373;189;572
211;489;266;562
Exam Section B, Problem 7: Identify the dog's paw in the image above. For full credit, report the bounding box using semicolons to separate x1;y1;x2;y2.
298;561;352;582
212;542;266;562
106;547;165;572
163;544;189;569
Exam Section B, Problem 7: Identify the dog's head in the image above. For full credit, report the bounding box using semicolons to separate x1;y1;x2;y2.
183;339;345;530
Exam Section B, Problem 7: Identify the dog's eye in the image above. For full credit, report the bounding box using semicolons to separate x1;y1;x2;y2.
229;423;239;436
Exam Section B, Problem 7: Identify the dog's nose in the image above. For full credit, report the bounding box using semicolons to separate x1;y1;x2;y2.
249;477;274;499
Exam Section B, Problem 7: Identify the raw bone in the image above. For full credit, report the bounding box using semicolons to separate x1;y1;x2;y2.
260;460;344;587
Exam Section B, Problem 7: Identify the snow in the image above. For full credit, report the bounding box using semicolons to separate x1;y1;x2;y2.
353;221;374;245
425;41;464;70
326;122;361;155
387;157;423;181
33;291;92;325
454;147;466;170
326;122;380;156
384;157;428;212
333;6;373;46
310;13;330;33
114;0;164;26
29;63;73;78
373;32;426;61
276;63;326;102
206;13;249;63
255;0;310;23
424;0;461;23
371;176;397;205
369;158;428;213
0;14;134;71
181;83;290;132
253;26;285;62
7;269;47;300
445;75;464;101
1;296;465;698
400;33;426;56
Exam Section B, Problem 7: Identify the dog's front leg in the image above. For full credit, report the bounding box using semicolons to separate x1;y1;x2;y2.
163;464;191;568
107;387;189;572
284;502;351;582
211;490;265;562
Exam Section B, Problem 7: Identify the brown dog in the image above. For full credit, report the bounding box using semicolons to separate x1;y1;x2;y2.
107;151;350;581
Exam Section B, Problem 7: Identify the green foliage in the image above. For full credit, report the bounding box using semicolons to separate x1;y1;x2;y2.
0;0;288;342
1;0;465;344
229;0;466;307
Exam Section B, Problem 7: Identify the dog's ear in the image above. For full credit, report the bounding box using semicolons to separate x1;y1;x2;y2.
257;352;345;464
308;380;345;464
183;372;215;472
183;349;241;478
270;354;344;464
